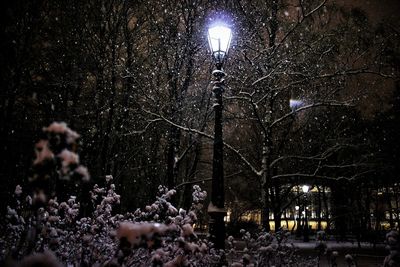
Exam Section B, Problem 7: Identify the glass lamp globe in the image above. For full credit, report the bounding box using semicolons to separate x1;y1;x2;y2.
302;185;310;193
207;24;232;64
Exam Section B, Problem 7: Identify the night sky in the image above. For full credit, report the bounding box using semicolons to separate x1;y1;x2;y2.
340;0;400;23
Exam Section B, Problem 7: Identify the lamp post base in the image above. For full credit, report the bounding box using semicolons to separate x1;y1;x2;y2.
303;220;310;242
208;205;227;249
295;219;302;237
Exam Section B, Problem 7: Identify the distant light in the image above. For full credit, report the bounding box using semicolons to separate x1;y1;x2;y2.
295;205;300;210
302;185;310;193
289;99;303;110
207;24;232;64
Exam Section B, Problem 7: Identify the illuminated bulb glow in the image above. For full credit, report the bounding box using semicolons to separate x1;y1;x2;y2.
208;25;232;62
289;99;303;110
302;185;310;193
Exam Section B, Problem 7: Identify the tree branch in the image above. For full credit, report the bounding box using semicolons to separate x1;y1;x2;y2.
122;118;163;135
270;100;353;128
144;109;263;177
174;178;212;190
271;169;376;182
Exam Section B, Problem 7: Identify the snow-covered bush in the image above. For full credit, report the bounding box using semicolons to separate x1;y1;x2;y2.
1;122;225;266
0;122;325;266
1;179;221;266
227;229;317;267
383;230;400;267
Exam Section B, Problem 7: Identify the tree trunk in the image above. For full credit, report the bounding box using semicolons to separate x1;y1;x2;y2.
322;186;330;231
272;184;282;231
387;186;394;228
365;187;372;230
179;139;202;210
261;140;271;232
166;126;181;188
100;40;117;176
274;210;282;231
395;187;400;229
260;0;278;233
317;185;322;230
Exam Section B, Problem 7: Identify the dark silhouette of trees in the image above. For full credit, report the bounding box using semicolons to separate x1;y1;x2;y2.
0;0;399;239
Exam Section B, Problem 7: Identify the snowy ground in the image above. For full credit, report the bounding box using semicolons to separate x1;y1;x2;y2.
231;238;387;267
293;240;386;266
291;239;386;250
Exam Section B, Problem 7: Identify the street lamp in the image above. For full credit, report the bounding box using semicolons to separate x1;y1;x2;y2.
302;184;310;194
289;99;304;111
302;185;310;242
208;24;232;68
207;23;232;249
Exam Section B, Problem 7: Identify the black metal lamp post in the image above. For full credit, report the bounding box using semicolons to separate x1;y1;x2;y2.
207;23;232;249
302;185;310;242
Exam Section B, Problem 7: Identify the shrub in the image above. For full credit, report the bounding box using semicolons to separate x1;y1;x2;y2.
226;220;260;238
0;123;320;266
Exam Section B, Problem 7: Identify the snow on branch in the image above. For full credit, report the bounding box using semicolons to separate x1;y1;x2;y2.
174;141;195;169
269;144;347;168
174;171;242;190
122;118;163;136
253;68;396;92
174;178;212;190
271;169;376;182
143;109;263;177
269;152;333;168
270;0;327;57
270;100;353;128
